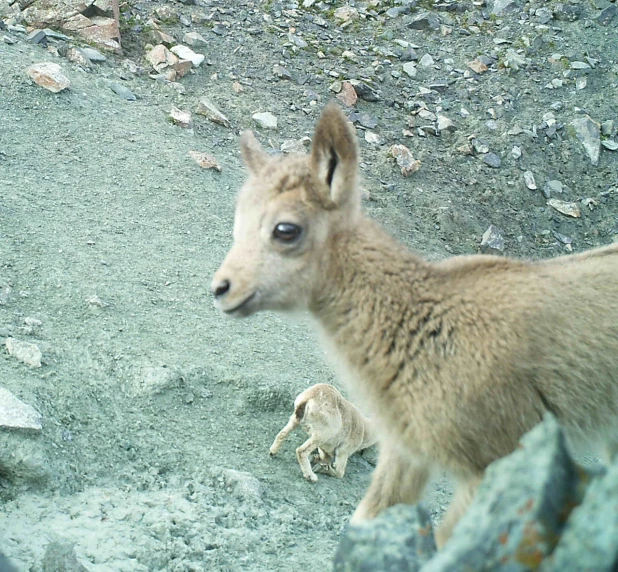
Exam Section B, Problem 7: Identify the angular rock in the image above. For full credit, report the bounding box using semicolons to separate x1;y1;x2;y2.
26;62;70;93
467;59;488;74
152;30;175;46
504;49;527;71
61;13;119;51
169;107;192;128
547;199;581;218
252;112;277;130
280;137;310;154
336;81;357;107
146;44;177;72
425;415;585;571
481;152;501;168
523;171;536;190
196;97;230;127
554;3;581;22
42;541;89;572
389;145;421;177
27;29;47;44
334;6;358;22
472;139;489;154
334;504;437;572
0;387;42;431
183;31;208;47
5;338;42;367
595;4;617;26
571;116;600;166
402;62;417;78
171;44;204;67
66;46;91;67
406;11;440;31
349;79;380;102
543;180;563;198
480;225;504;253
79;46;105;62
601;120;614;136
109;82;136;100
601;140;618;151
491;0;521;15
436;115;455;133
419;53;434;67
364;132;383;145
541;459;618;571
349;111;378;129
273;64;292;80
188;150;221;172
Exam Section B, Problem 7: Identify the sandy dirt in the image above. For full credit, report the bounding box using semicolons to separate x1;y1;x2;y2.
1;0;617;570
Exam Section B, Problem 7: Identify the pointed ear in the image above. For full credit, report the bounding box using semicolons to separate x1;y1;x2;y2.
311;103;359;207
240;130;269;174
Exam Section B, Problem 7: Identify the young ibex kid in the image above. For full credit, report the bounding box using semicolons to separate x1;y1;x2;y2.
211;103;618;547
269;383;376;482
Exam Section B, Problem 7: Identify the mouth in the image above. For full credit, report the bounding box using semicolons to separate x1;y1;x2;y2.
220;292;256;316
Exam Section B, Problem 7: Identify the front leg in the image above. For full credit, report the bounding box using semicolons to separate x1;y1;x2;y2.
296;437;320;482
351;447;429;523
435;475;482;548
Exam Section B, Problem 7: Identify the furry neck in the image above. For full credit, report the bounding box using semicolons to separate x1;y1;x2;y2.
309;216;440;392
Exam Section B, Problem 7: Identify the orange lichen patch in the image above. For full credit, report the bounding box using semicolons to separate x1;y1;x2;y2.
514;521;560;569
517;498;535;516
417;524;433;537
499;531;509;545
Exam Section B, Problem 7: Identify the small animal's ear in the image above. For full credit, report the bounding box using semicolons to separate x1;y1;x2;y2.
240;130;269;174
311;103;359;207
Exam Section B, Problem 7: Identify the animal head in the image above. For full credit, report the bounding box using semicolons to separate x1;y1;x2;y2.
211;103;361;317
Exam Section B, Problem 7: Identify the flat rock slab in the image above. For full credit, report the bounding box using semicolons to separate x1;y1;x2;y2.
26;62;70;93
5;337;43;367
571;116;600;166
0;387;42;431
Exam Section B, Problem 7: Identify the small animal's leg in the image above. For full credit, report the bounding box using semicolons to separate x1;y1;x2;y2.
435;475;482;549
351;447;430;523
310;447;332;465
296;437;319;482
269;414;299;456
315;450;350;479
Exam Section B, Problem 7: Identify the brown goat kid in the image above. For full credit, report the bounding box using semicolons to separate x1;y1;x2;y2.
212;103;618;548
269;383;376;482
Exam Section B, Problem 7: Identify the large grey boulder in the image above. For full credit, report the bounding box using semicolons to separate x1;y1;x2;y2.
541;459;618;571
424;415;584;571
334;504;437;572
333;415;618;572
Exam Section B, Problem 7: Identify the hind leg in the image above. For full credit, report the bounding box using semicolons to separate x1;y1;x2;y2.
269;414;299;456
435;475;482;548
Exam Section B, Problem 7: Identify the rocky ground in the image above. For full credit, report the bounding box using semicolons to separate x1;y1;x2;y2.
0;0;617;570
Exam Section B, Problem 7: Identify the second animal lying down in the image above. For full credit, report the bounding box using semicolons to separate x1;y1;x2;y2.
269;383;377;482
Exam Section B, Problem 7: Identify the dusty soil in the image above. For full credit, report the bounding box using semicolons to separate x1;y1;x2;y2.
1;0;617;570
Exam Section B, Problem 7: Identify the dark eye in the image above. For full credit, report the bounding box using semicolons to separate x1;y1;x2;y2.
273;222;302;242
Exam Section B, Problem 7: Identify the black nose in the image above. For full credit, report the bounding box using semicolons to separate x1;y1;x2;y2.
213;280;230;298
